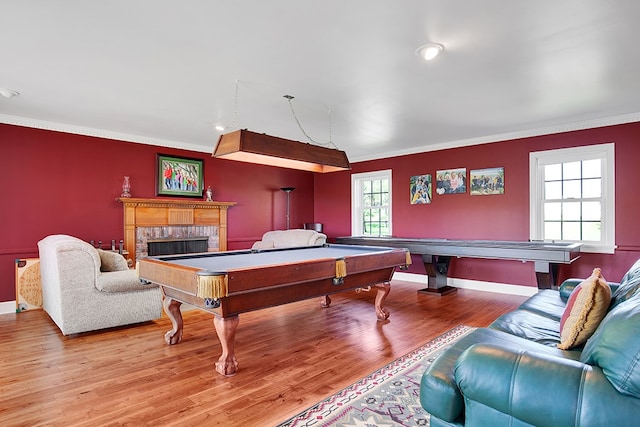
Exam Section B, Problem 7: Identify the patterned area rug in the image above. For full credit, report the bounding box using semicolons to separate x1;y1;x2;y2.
277;325;474;427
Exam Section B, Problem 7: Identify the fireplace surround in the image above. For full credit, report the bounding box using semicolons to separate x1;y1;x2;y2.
118;198;235;264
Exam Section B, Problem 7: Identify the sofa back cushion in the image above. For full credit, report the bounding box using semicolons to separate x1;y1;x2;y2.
557;268;611;350
610;258;640;309
580;293;640;398
252;229;327;249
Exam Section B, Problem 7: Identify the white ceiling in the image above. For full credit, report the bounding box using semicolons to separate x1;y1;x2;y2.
2;1;640;163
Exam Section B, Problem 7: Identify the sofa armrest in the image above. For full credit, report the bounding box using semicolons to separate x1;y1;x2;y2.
455;343;640;427
251;241;275;250
560;278;620;302
559;278;583;301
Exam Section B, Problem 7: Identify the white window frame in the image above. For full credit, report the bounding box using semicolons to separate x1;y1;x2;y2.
529;143;615;253
351;169;392;236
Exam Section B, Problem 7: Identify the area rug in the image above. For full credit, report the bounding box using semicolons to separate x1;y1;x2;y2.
277;325;474;427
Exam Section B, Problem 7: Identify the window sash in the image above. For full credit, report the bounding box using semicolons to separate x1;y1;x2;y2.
352;170;392;236
529;143;615;253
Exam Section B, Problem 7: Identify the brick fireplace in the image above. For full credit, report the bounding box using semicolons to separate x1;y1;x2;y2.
118;198;236;264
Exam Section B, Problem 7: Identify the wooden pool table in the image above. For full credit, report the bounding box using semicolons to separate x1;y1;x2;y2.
137;244;411;376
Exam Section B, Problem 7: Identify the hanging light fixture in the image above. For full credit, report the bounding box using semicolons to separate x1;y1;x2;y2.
212;83;351;173
213;129;350;173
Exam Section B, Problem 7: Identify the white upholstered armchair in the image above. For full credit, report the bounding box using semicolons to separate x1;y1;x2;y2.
38;234;162;335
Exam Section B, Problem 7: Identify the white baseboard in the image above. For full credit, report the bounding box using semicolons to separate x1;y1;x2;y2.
0;301;17;315
393;272;539;297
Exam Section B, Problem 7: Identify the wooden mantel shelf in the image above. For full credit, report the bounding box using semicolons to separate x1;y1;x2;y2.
118;198;236;264
118;198;236;210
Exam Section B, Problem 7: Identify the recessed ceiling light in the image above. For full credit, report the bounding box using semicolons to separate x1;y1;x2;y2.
0;88;20;98
415;43;444;61
214;124;226;132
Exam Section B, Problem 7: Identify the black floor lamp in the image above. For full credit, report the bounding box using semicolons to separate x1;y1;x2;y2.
280;187;295;229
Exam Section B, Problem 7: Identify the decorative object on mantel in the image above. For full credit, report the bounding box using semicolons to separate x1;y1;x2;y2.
280;187;295;229
211;81;350;173
121;176;131;198
205;185;213;202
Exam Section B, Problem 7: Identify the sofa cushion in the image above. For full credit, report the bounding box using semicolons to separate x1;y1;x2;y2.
580;294;640;398
517;289;566;321
489;310;563;347
558;268;611;350
610;258;640;309
96;270;154;293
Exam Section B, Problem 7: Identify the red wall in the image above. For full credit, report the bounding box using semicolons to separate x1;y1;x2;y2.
1;124;315;302
3;121;640;302
315;122;640;287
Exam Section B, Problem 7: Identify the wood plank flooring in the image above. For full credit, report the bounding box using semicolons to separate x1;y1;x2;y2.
0;280;526;427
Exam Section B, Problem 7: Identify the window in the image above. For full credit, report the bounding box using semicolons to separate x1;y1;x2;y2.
352;170;392;236
529;143;615;253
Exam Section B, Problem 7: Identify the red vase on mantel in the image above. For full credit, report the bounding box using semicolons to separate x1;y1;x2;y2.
121;176;131;198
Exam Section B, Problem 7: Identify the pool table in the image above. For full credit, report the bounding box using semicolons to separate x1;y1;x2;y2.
137;244;411;376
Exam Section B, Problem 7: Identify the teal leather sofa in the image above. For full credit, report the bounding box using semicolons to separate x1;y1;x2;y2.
420;259;640;427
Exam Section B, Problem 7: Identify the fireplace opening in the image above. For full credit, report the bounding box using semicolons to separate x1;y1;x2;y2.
147;237;209;256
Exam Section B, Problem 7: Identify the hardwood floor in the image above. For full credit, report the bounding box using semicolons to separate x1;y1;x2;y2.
0;280;526;427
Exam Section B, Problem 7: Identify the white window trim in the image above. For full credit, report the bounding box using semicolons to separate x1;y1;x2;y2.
351;169;392;236
529;143;615;254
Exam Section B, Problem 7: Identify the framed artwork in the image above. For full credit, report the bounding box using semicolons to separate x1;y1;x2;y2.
157;154;204;197
410;174;432;204
470;167;505;195
436;168;467;195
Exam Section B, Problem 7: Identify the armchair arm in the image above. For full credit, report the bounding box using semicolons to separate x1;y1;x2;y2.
455;343;640;427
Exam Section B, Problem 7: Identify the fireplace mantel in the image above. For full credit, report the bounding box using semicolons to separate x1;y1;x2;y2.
118;198;236;264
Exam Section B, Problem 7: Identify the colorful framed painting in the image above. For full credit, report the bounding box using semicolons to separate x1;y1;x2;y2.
410;174;432;204
436;168;467;195
157;154;204;197
470;167;505;195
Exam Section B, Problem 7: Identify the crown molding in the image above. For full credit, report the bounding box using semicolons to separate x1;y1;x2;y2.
2;111;640;162
350;112;640;162
0;114;212;154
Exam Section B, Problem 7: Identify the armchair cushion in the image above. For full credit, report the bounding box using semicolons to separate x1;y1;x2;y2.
97;249;129;272
96;270;153;293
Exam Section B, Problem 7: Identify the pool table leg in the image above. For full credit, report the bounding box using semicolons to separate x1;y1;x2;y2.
373;282;391;321
213;315;240;377
163;297;183;345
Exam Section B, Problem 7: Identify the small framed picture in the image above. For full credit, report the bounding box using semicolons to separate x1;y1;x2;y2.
436;168;467;195
157;154;204;198
410;174;432;204
470;167;505;195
